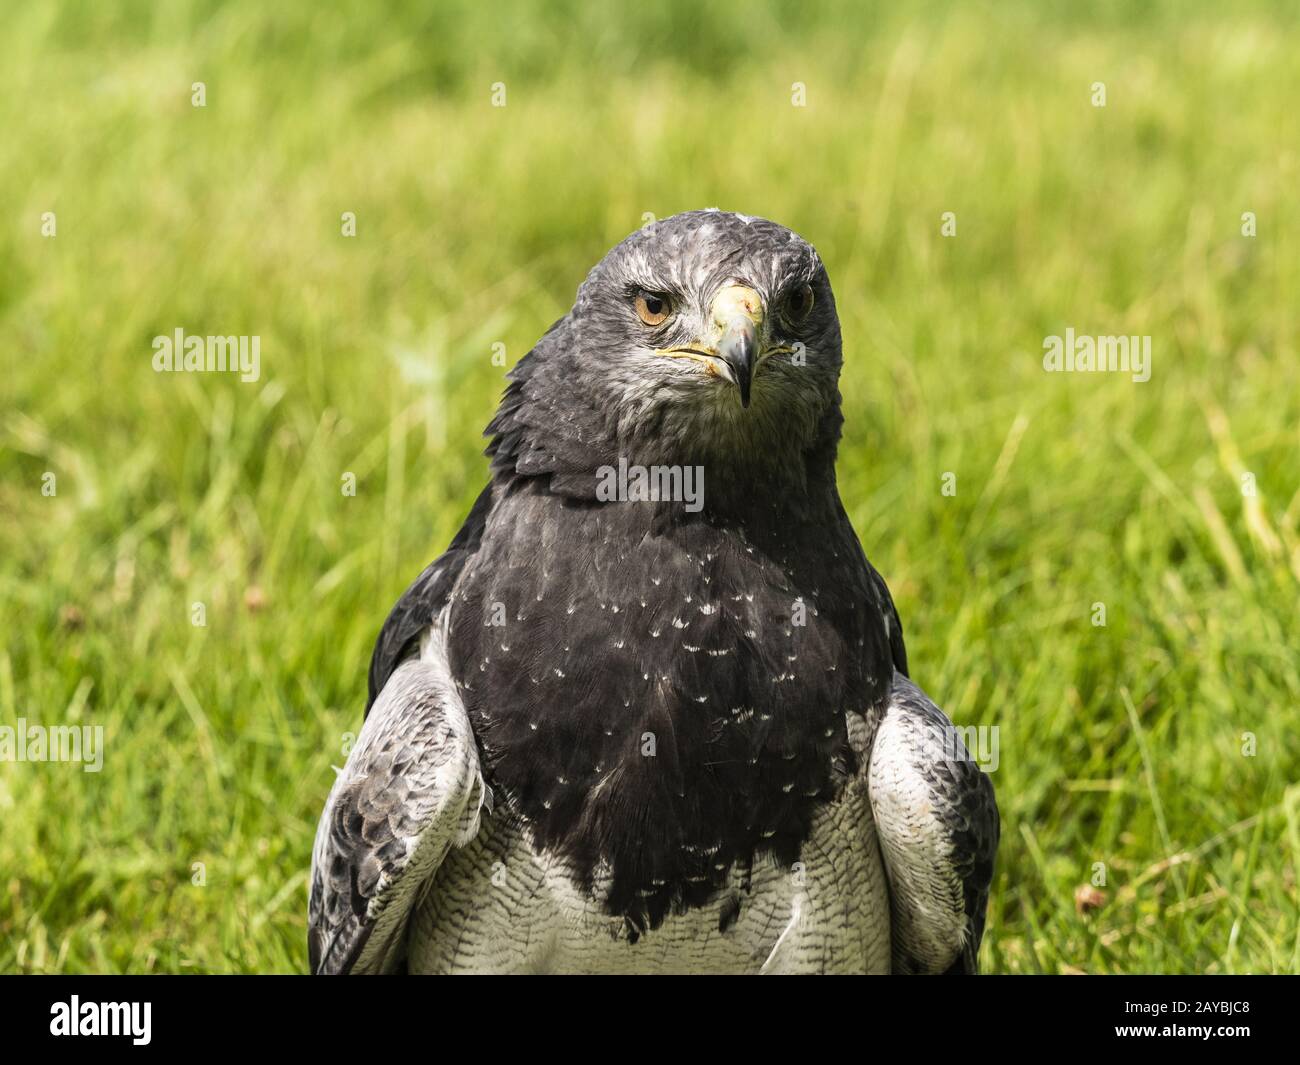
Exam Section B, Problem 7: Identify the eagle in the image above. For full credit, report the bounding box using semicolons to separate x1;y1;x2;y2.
309;209;999;974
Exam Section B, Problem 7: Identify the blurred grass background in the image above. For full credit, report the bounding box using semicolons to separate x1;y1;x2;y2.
2;0;1298;973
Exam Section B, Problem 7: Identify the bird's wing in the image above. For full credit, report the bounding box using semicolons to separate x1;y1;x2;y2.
366;485;492;713
867;672;999;974
309;626;487;974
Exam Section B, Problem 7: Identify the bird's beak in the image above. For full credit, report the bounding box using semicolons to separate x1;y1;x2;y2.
710;285;763;408
655;284;766;409
716;312;759;408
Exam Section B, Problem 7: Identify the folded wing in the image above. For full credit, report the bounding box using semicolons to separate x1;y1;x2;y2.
868;673;999;974
309;629;486;974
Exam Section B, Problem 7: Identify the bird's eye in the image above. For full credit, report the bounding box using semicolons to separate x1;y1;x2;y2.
783;282;815;322
633;290;672;326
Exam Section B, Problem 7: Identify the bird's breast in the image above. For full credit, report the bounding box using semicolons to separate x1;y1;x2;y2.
408;761;893;974
445;488;887;932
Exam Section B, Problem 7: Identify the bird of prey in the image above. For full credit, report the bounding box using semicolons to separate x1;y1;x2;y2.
309;209;999;974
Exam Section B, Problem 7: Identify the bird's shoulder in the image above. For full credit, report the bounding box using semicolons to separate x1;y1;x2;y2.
365;483;494;713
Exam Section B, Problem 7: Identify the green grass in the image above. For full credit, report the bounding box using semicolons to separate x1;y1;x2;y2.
2;0;1298;974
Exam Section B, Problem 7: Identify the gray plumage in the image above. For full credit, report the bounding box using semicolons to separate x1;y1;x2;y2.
309;209;999;974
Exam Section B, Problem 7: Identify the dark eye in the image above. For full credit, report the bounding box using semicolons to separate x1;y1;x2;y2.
783;282;814;322
633;290;672;326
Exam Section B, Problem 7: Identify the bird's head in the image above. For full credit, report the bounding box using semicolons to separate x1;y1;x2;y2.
576;210;841;452
492;210;847;504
